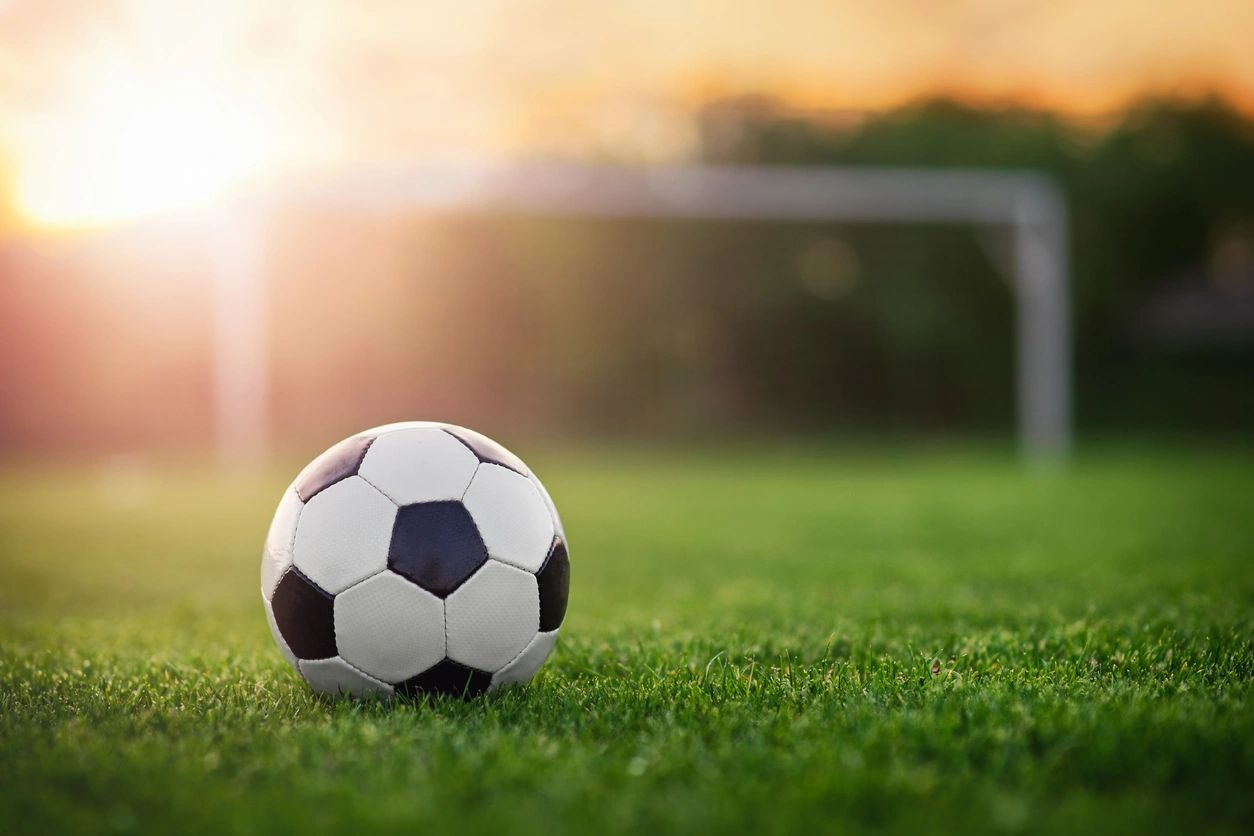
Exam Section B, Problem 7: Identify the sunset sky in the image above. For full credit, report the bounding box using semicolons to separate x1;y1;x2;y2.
2;0;1252;227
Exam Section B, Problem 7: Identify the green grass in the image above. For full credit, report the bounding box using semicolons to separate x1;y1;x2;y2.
1;444;1252;835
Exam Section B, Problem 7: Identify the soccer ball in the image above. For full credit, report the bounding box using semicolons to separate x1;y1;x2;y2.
261;422;569;699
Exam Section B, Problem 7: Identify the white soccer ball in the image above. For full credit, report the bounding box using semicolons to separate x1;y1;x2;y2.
260;422;569;699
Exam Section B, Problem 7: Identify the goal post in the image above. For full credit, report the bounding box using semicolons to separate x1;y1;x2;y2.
213;163;1070;465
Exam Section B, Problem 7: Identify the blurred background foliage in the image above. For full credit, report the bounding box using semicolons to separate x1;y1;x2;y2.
694;95;1254;435
2;96;1253;453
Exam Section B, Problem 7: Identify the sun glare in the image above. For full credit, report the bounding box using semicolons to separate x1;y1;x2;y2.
16;75;273;229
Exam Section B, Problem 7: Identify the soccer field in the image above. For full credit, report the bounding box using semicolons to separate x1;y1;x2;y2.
1;445;1251;835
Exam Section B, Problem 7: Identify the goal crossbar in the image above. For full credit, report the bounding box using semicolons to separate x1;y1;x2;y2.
215;163;1070;464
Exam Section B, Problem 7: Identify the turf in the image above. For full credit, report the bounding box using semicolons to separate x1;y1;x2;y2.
1;445;1252;835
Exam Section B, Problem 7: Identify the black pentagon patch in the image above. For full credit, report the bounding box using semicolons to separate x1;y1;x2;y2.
442;425;529;476
294;435;375;502
270;568;337;660
388;501;488;597
397;659;492;699
536;536;570;632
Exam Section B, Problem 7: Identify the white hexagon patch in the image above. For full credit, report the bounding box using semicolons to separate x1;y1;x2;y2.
358;426;480;505
529;471;564;540
445;560;539;672
261;487;303;600
334;571;446;682
463;465;554;572
491;629;559;690
298;657;394;699
292;475;396;594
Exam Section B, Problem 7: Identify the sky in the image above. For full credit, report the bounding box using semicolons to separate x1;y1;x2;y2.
1;0;1252;226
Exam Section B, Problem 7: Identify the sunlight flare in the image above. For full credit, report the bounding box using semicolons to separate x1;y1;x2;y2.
15;73;273;228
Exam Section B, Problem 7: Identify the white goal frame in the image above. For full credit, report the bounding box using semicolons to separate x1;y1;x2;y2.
213;163;1070;466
